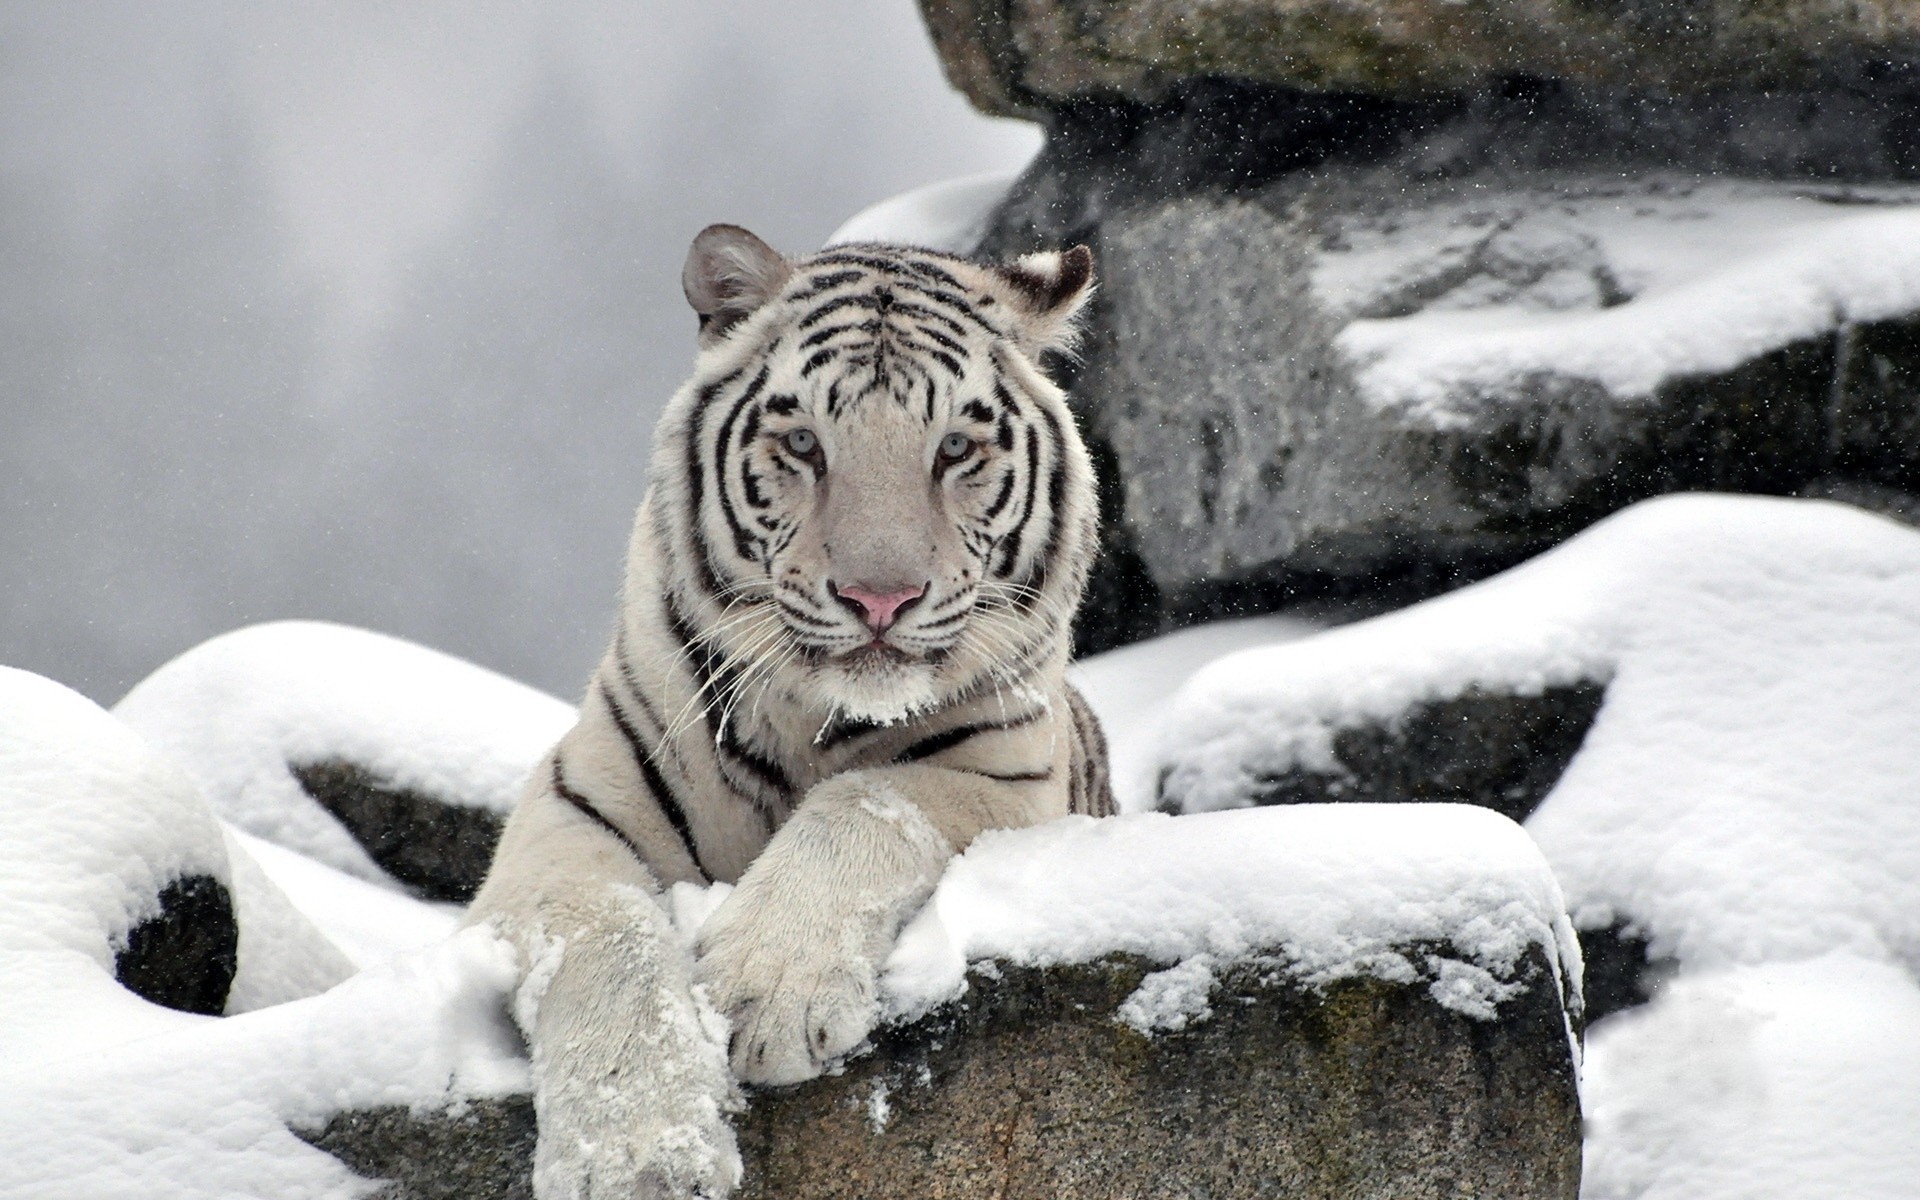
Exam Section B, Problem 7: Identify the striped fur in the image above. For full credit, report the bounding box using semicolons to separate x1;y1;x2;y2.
469;229;1108;1199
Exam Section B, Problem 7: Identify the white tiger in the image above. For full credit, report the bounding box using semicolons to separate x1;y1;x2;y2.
467;225;1111;1199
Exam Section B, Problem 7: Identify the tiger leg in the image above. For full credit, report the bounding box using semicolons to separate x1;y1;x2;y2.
694;764;1062;1086
468;779;742;1200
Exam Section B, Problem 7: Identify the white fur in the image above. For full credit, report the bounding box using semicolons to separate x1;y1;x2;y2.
468;236;1105;1198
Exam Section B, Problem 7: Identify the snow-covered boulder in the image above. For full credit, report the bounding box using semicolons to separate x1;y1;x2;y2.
116;621;574;901
311;805;1584;1199
1157;494;1920;1021
0;667;352;1026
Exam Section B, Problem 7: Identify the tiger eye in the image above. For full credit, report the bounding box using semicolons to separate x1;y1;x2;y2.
784;428;818;457
939;432;975;461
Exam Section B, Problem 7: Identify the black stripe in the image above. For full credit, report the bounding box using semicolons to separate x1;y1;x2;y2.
813;712;889;751
665;591;796;807
895;709;1043;764
598;680;711;882
974;768;1052;784
551;758;646;865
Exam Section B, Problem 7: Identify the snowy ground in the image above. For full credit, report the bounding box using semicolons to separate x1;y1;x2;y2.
2;495;1916;1197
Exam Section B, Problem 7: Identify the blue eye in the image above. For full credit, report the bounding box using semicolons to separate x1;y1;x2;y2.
783;428;818;456
939;432;976;461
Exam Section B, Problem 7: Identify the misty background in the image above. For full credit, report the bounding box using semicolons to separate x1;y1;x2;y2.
0;2;1039;703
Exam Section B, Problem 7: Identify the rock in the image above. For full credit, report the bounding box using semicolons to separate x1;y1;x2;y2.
920;0;1920;119
736;951;1579;1200
292;761;504;903
967;86;1920;650
298;1100;538;1200
304;806;1584;1198
1191;681;1608;825
305;947;1580;1200
112;873;240;1016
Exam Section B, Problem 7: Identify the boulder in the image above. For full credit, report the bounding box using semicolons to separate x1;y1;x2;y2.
309;945;1580;1200
303;806;1585;1199
920;0;1920;118
1153;495;1920;1024
966;88;1920;648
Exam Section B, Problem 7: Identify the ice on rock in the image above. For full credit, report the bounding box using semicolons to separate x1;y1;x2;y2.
115;620;574;885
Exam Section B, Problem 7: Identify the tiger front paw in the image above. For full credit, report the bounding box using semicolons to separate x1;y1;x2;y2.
694;888;880;1086
531;1074;742;1200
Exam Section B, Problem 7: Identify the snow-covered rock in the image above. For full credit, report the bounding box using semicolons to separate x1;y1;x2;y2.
0;667;351;1029
1157;494;1920;1022
827;171;1018;254
1042;178;1920;645
116;620;574;900
312;805;1585;1200
1581;953;1920;1200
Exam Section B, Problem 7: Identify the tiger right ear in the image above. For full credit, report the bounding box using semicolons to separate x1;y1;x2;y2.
683;224;792;346
991;244;1095;355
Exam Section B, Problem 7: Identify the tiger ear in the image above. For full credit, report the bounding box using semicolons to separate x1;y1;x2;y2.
683;224;792;345
991;244;1095;355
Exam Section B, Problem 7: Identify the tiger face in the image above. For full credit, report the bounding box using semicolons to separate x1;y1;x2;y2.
652;226;1098;726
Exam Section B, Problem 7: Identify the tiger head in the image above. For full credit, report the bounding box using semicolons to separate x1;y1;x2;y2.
649;225;1098;726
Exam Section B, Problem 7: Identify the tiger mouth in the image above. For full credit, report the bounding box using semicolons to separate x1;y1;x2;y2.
841;640;915;665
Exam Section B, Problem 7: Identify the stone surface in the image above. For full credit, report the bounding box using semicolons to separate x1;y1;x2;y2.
974;86;1920;651
920;0;1920;119
306;948;1581;1199
299;1101;538;1200
292;760;504;902
112;873;239;1016
1189;681;1608;825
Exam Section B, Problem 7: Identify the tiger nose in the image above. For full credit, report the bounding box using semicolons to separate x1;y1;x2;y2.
833;582;926;634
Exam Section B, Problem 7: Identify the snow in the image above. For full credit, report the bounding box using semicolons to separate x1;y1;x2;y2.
115;620;574;887
1581;954;1920;1200
825;171;1015;253
1069;614;1322;812
1158;494;1920;988
878;804;1580;1034
1;666;523;1199
0;928;528;1200
4;493;1916;1194
1325;179;1920;424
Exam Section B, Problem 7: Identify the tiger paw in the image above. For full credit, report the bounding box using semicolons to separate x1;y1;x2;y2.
531;1089;742;1200
694;887;881;1086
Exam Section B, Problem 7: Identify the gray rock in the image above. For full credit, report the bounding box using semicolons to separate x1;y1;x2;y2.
305;949;1581;1199
919;0;1920;118
977;93;1920;649
1181;681;1609;825
112;873;238;1016
292;760;505;902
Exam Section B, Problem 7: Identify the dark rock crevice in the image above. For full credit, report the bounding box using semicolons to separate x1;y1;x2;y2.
1194;681;1609;825
291;761;505;903
113;873;238;1017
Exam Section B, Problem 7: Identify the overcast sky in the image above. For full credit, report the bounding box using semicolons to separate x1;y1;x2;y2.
0;1;1040;702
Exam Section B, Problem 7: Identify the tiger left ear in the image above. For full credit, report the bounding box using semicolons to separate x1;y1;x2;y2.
684;224;793;346
992;244;1095;355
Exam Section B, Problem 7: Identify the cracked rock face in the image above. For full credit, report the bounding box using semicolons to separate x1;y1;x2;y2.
919;0;1920;118
307;950;1581;1200
981;108;1920;648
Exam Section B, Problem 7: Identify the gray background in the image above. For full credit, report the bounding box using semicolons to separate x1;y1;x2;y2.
0;1;1038;703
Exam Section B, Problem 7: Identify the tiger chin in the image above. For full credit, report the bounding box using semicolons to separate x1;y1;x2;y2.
467;224;1112;1200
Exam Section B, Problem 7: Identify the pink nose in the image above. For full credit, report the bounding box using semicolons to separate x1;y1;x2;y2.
834;582;925;634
